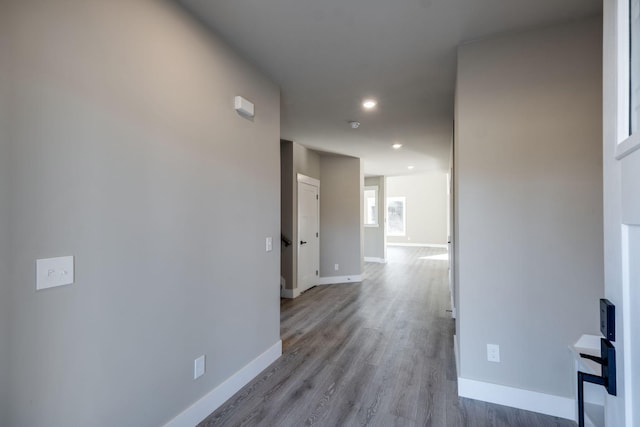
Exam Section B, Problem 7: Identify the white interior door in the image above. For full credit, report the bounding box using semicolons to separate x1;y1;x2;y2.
604;0;640;425
297;175;319;293
621;219;640;427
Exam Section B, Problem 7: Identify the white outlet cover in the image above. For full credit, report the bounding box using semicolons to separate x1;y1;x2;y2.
266;237;273;252
194;355;205;379
487;344;500;363
36;256;74;290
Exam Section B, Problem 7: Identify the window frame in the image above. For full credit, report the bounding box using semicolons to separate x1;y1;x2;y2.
616;0;640;159
363;186;379;227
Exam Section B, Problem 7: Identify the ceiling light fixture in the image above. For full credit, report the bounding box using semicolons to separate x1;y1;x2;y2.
392;143;403;149
408;165;415;170
362;99;377;109
348;121;360;129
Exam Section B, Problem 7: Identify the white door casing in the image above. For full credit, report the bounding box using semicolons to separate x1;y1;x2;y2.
603;0;640;425
297;174;319;294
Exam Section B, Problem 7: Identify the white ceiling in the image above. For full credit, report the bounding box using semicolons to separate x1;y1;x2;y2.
179;0;601;176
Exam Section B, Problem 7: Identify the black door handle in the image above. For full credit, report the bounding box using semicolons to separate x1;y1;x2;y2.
300;241;307;245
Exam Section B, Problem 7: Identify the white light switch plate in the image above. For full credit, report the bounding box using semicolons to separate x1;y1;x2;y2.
266;237;273;252
36;256;74;290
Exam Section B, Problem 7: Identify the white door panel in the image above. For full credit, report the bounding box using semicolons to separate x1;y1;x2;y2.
619;148;640;426
297;178;319;293
605;1;640;424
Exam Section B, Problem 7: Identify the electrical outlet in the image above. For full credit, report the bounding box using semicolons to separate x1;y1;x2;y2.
487;344;500;362
334;264;339;271
194;355;205;379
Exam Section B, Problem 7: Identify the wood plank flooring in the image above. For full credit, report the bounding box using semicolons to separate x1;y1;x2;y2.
198;247;576;427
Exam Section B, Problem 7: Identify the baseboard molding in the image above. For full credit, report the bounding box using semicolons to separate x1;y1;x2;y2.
387;243;448;248
317;274;363;285
364;257;386;263
457;377;575;421
164;340;282;427
280;287;301;299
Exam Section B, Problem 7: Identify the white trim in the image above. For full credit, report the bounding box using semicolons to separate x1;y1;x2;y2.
280;287;301;299
164;341;282;427
616;132;640;160
296;173;320;187
621;225;634;426
317;275;363;285
457;377;575;421
616;0;630;144
453;335;460;378
387;243;448;248
364;257;386;263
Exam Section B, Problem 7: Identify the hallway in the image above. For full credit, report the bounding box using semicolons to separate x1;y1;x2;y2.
199;247;574;426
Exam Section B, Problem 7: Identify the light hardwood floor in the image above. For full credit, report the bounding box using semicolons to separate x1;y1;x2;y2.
199;246;576;427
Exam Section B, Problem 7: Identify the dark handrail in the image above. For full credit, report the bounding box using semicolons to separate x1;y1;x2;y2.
281;234;292;247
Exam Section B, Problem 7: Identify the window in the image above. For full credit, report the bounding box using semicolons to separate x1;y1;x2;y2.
386;196;406;236
364;186;378;227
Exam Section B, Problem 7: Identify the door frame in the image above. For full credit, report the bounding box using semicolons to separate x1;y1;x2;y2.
603;0;640;425
296;173;320;294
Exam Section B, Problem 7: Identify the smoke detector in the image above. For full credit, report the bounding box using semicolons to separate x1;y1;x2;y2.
348;121;361;129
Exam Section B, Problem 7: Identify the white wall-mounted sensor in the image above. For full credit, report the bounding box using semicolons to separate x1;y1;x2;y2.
234;96;254;118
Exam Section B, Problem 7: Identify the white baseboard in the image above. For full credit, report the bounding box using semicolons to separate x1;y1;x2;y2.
280;287;301;299
387;243;448;248
364;257;386;263
164;341;282;427
317;274;363;285
457;377;575;421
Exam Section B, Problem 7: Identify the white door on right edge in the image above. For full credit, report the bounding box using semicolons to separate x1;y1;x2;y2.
604;0;640;425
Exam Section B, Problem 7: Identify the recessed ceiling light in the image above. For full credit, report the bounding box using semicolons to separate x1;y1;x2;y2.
392;143;403;149
362;99;377;109
408;165;415;170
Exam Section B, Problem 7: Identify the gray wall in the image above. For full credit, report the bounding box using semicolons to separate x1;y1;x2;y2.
0;5;10;421
293;143;321;180
319;155;363;277
386;172;448;245
456;18;603;398
280;141;320;291
3;1;280;426
363;176;386;260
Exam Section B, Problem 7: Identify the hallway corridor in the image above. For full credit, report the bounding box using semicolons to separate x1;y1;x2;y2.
199;247;574;426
